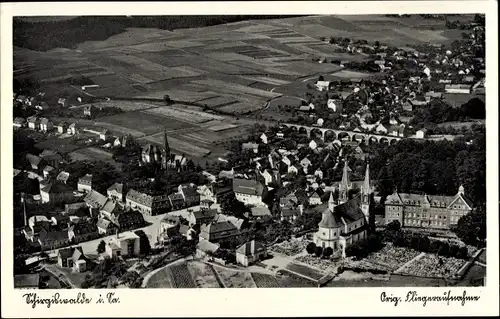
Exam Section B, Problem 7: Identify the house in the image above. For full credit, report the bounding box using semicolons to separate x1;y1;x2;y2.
314;168;324;180
58;97;68;107
281;156;292;167
213;213;245;231
315;80;331;92
26;116;40;130
39;118;53;132
83;105;98;117
196;239;220;259
242;142;259;154
402;100;413;112
250;206;272;219
84;190;108;216
188;208;218;226
40;180;75;204
199;221;241;243
126;189;170;216
38;228;70;250
105;232;141;258
179;224;197;240
415;129;427;139
375;123;388;134
445;84;471;94
65;202;88;216
67;123;77;135
388;125;405;137
178;184;201;207
13;117;25;129
280;192;298;208
97;218;118;235
14;274;41;289
168;193;185;210
77;174;93;193
233;178;267;207
35;102;50;111
281;206;301;222
327;99;341;112
42;165;55;179
56;171;70;184
98;129;111;141
68;221;99;243
107;183;125;202
57;246;85;271
300;157;312;171
51;214;70;227
259;169;274;186
288;164;300;175
260;133;268;144
309;192;322;206
39;149;63;168
111;210;146;232
236;240;267;267
55;122;67;134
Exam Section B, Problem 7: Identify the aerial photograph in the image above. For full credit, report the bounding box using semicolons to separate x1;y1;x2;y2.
12;14;486;289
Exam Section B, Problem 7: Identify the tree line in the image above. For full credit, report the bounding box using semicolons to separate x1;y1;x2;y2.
14;16;302;51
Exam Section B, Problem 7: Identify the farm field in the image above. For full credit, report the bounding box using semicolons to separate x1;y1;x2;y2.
213;266;256;288
98;110;194;135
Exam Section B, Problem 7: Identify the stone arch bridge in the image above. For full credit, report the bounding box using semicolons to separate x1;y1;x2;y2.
281;123;402;145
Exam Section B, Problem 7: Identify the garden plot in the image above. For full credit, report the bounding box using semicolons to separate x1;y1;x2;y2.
251;273;280;288
142;105;224;124
331;69;375;79
186;261;221;288
243;38;307;56
167;263;197;288
180;131;218;147
294;255;338;273
397;254;467;279
213;266;256;288
207;123;238;132
360;245;421;272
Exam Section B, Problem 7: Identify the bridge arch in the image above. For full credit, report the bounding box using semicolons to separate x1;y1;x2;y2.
338;132;350;141
324;130;336;142
368;136;379;145
353;134;366;143
379;137;389;145
298;127;308;135
390;139;398;145
310;128;323;140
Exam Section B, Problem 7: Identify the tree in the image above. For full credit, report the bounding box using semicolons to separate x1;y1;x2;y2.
306;242;316;254
429;239;441;253
386;220;401;232
323;247;333;258
97;240;106;254
438;242;450;257
318;75;325;82
455;210;486;248
418;236;431;252
163;94;171;103
314;246;323;257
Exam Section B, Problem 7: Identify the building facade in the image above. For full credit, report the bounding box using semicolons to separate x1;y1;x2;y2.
384;185;473;230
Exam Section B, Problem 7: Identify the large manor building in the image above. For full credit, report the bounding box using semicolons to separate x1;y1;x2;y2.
313;161;372;257
384;185;473;230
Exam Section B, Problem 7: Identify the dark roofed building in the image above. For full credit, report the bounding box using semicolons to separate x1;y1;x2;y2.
68;221;99;243
38;228;70;250
199;221;241;243
40;180;75;205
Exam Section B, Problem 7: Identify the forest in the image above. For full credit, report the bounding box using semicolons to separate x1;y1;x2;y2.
13;15;301;51
366;124;486;206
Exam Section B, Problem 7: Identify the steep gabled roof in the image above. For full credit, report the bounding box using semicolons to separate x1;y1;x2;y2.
233;178;265;196
236;240;265;256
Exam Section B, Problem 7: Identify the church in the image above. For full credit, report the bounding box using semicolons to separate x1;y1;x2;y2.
313;161;372;257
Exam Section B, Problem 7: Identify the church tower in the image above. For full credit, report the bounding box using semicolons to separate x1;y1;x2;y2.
328;191;336;212
162;128;171;171
338;160;351;204
360;163;373;222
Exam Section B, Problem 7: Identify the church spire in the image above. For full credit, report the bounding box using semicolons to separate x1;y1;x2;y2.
362;163;371;194
328;191;335;211
162;127;171;171
338;159;350;204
